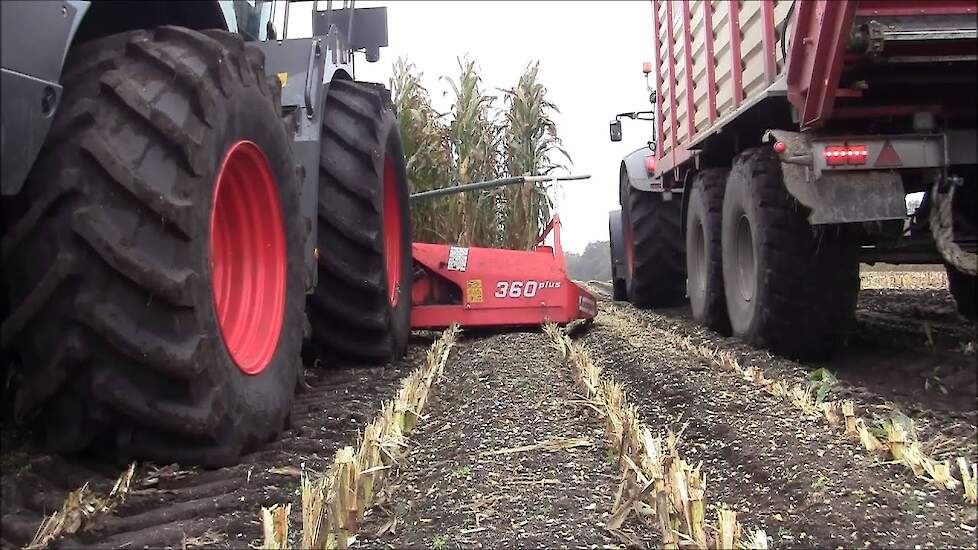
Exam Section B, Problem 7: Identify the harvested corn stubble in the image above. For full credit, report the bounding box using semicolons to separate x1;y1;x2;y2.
27;462;136;550
264;324;459;550
543;322;766;549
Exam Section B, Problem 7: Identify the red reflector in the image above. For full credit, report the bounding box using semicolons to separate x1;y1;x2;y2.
875;141;903;168
773;141;786;154
642;61;653;74
824;144;869;166
645;155;656;174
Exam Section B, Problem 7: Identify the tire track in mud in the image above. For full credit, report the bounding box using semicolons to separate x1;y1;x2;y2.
576;298;977;548
0;343;432;549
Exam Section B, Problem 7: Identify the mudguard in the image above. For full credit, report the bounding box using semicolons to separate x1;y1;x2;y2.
621;145;658;195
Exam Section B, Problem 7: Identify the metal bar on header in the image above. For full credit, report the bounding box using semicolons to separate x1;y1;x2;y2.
409;174;591;201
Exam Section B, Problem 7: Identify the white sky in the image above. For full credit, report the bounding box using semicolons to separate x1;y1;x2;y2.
277;1;656;253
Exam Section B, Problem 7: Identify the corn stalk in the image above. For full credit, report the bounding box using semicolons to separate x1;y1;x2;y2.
392;57;568;249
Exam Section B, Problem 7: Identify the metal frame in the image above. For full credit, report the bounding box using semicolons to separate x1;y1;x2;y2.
1;0;88;195
702;0;718;125
785;0;856;130
761;0;778;84
729;0;744;109
681;0;696;140
651;0;666;163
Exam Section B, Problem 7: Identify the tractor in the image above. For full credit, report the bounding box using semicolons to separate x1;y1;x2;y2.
1;0;409;467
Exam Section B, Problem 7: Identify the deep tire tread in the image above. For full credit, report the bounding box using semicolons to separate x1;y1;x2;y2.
626;186;686;308
307;81;410;364
687;169;730;333
2;28;304;466
724;147;859;360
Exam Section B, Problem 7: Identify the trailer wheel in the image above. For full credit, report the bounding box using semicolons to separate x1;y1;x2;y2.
721;147;858;360
1;28;305;466
620;172;686;308
946;266;976;320
608;210;627;300
686;169;730;333
307;80;412;364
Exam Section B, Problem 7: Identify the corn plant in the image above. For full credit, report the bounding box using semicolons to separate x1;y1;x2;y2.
499;62;570;250
391;57;569;249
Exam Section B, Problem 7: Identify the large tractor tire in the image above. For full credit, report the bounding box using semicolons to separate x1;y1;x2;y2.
946;266;976;320
0;28;305;466
685;169;730;333
608;210;627;301
620;171;686;308
306;80;412;364
721;147;859;361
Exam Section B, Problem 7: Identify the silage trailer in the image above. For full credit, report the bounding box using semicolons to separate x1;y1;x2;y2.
609;0;976;360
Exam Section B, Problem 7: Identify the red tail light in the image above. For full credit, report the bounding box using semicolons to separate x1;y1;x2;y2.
645;155;656;174
824;144;868;166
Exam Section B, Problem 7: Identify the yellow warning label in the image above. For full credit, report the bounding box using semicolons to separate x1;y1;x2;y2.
276;72;288;87
466;279;484;304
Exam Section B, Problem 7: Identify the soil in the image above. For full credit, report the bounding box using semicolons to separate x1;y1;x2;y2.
0;338;434;550
1;283;976;549
575;290;976;549
357;331;656;549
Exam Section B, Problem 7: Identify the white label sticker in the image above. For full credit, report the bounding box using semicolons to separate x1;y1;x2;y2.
447;246;469;271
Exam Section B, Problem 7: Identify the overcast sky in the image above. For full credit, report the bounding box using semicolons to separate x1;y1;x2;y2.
277;1;656;253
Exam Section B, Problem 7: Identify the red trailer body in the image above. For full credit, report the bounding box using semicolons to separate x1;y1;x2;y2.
611;0;976;360
646;0;977;182
409;216;597;330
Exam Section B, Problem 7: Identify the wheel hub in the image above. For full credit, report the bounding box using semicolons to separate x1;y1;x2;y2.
210;141;286;375
735;214;756;303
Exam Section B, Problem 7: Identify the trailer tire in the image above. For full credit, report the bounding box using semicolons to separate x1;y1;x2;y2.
1;28;305;466
721;147;858;360
608;210;627;300
621;173;686;308
946;265;976;320
306;80;412;364
686;169;730;333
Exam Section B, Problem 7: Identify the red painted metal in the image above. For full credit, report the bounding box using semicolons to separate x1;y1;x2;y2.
382;155;402;306
651;0;666;168
409;215;597;329
702;0;718;124
785;0;857;129
760;0;778;83
681;0;697;138
210;140;286;375
855;0;976;17
665;0;680;155
729;0;744;108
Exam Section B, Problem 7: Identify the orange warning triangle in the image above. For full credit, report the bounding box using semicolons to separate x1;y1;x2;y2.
875;141;902;168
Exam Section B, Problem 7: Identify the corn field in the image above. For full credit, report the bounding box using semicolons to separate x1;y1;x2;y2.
392;57;569;249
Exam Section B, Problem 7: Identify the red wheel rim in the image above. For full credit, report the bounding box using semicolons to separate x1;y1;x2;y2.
382;155;402;306
209;141;286;375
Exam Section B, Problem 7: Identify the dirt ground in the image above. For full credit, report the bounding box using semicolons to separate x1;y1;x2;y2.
1;281;976;549
357;331;656;549
579;284;976;549
0;340;433;549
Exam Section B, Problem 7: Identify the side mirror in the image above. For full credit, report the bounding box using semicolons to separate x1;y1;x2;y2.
609;120;622;142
